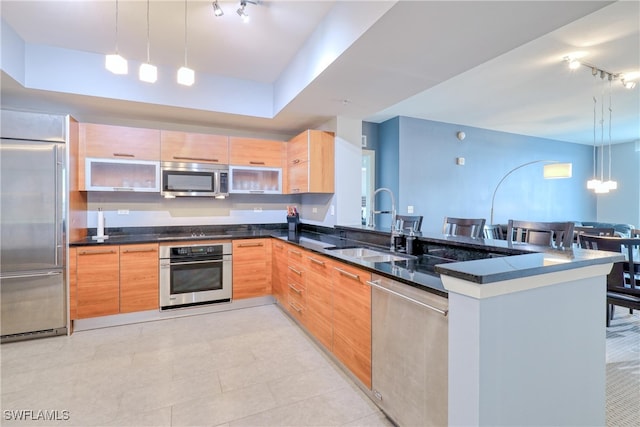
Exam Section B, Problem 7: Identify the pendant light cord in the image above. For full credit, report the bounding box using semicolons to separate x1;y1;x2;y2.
600;75;605;182
115;0;120;54
608;78;613;181
146;0;151;63
184;0;188;66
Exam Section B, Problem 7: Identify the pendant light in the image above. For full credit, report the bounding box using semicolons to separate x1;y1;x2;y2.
177;0;195;86
139;0;157;83
603;75;618;191
105;0;128;74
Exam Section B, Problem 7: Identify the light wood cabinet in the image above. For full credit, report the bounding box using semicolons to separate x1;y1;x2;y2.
229;137;284;167
287;130;334;194
120;243;159;313
286;246;306;325
68;247;77;320
272;240;289;305
332;262;372;388
161;131;229;164
80;123;160;160
305;252;334;351
76;246;120;319
232;239;272;299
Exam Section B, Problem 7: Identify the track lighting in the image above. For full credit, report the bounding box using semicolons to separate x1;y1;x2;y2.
563;55;638;90
237;1;249;22
212;1;224;17
622;78;637;89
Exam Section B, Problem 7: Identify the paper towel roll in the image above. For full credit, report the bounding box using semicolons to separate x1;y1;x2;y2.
97;210;105;237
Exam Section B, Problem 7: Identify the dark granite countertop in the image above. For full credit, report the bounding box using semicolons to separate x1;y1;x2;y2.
71;224;626;298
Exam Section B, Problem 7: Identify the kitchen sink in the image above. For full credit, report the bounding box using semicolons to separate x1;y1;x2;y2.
327;247;414;263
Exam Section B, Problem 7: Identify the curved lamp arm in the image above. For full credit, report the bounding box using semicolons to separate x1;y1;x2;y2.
490;160;571;225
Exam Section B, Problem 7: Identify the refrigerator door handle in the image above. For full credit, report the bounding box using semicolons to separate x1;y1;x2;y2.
1;271;63;280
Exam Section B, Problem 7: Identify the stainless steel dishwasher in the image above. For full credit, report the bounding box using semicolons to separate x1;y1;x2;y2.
368;273;449;427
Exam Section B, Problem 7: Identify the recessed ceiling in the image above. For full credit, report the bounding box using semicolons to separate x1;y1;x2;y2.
1;1;638;143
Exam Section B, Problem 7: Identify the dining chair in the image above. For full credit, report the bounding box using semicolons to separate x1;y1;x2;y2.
579;234;640;326
483;224;505;240
631;229;640;238
574;226;616;246
506;220;575;248
443;217;486;238
395;215;423;234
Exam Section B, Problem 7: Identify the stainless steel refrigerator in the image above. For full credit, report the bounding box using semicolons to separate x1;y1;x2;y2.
1;110;68;342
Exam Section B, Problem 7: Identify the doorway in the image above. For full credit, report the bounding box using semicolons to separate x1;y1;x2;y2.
362;149;375;225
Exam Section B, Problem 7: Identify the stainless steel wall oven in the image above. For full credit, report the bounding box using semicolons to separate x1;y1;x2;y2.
159;242;232;310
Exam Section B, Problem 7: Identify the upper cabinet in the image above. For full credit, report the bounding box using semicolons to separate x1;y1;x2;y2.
287;130;335;194
161;131;229;165
229;137;284;167
80;123;160;160
79;123;161;192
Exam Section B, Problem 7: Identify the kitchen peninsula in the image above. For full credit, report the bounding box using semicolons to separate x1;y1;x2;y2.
70;223;623;427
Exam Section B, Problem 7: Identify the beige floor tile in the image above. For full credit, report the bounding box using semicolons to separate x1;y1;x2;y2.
267;366;351;406
171;382;278;426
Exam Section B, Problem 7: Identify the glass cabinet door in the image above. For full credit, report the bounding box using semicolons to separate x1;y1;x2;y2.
229;166;282;194
85;158;160;192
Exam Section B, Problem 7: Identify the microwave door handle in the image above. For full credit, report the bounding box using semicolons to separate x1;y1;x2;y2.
215;171;221;195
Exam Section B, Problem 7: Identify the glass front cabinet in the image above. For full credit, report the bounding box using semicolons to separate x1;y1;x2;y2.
229;166;282;194
85;158;161;192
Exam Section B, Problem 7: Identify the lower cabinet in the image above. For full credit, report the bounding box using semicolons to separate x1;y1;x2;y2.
271;240;288;304
120;244;159;313
74;243;159;319
271;239;372;389
232;239;272;299
305;252;334;351
332;262;372;389
76;246;120;318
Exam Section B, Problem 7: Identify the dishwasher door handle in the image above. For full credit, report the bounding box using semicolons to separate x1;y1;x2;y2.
366;280;448;316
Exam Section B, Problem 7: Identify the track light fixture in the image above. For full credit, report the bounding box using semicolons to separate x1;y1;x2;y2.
213;0;258;21
563;56;638;90
212;1;224;17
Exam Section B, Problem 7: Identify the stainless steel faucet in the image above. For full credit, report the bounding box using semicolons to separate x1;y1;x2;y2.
368;187;398;251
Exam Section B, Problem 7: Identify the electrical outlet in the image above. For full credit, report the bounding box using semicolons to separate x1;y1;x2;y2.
456;157;465;166
253;207;262;212
330;205;335;215
312;207;318;213
117;209;129;215
407;205;414;214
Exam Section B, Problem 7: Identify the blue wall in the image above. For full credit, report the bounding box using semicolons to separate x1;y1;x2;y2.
365;116;596;233
375;117;400;229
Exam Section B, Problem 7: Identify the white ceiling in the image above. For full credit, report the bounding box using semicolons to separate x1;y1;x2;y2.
1;0;639;143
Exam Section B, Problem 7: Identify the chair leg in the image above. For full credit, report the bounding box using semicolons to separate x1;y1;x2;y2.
606;304;611;327
611;304;615;320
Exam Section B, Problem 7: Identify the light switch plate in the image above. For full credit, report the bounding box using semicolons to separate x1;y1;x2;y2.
117;209;129;215
407;205;414;214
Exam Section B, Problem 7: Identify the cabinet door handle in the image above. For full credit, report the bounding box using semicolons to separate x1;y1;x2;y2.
79;249;116;255
113;187;134;191
308;257;325;266
173;156;219;162
288;266;302;275
291;188;300;193
288;284;303;294
249;161;266;165
122;248;157;253
249;190;265;194
274;243;284;249
237;242;264;247
334;267;359;281
366;280;449;316
288;249;302;256
113;153;135;158
292;159;300;164
289;301;303;313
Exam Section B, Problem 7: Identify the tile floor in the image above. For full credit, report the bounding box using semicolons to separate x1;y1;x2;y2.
1;305;392;427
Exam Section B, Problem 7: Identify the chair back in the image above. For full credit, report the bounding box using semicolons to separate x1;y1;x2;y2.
579;234;640;294
631;229;640;238
506;220;575;248
395;215;423;233
443;217;486;238
483;224;504;240
575;226;615;246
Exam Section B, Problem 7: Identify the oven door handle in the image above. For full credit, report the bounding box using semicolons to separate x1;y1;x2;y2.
168;259;225;266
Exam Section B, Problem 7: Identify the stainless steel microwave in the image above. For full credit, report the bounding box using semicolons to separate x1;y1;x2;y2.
161;161;229;198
